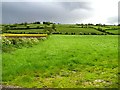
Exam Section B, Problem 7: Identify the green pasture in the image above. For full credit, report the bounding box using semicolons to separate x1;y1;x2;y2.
106;30;119;35
3;24;119;35
2;35;118;88
7;29;44;33
56;27;103;34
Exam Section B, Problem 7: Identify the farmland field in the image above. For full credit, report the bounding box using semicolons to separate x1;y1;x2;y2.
106;30;119;35
56;27;103;34
2;24;119;35
2;35;118;88
6;29;44;34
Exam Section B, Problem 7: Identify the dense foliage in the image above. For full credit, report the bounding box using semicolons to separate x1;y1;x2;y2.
2;36;46;53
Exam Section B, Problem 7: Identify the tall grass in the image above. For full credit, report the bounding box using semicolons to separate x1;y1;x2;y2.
2;35;118;88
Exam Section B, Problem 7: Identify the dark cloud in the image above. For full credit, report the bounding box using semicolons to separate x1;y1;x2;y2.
2;2;92;24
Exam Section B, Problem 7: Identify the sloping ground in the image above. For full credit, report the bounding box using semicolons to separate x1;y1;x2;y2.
2;35;118;88
7;28;103;35
105;30;119;35
56;27;104;34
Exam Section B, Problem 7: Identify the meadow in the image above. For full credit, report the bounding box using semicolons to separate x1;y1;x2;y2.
2;35;118;88
2;23;119;35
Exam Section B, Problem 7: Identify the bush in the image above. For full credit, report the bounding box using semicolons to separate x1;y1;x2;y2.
79;32;83;35
71;32;75;35
36;26;40;29
59;32;62;34
39;26;44;29
2;36;45;53
2;37;11;46
65;32;68;35
26;25;30;29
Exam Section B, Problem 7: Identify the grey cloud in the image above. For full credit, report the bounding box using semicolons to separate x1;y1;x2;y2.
60;2;91;11
118;1;120;24
2;2;92;24
107;16;118;24
0;2;2;23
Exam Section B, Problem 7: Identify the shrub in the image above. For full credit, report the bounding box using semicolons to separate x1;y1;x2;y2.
36;26;40;29
2;37;11;46
65;32;68;35
26;25;30;29
59;32;62;34
71;32;75;35
2;36;45;53
79;32;83;35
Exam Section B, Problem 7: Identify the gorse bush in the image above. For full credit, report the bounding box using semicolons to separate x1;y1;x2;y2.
2;37;11;46
2;37;15;52
2;36;43;53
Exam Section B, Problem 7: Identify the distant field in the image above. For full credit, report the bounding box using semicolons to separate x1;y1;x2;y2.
7;29;44;33
2;35;118;88
57;27;103;34
106;30;119;35
3;24;119;35
7;28;103;34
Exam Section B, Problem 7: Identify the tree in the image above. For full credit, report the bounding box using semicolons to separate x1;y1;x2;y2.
26;25;30;29
43;22;51;25
96;23;102;26
44;24;54;35
76;23;80;26
52;23;56;31
103;24;106;27
34;22;40;24
24;22;27;26
2;26;9;33
81;23;84;28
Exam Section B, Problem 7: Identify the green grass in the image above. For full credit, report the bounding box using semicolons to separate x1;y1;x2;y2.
106;30;119;34
2;35;118;88
7;27;101;35
57;27;103;34
7;28;103;35
93;26;119;29
28;24;44;27
7;29;44;33
10;24;43;28
56;24;105;34
5;24;119;35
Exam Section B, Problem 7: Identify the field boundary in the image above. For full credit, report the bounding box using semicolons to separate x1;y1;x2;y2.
1;34;48;38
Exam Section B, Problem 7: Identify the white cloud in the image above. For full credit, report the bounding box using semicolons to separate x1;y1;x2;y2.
1;0;92;2
82;0;119;24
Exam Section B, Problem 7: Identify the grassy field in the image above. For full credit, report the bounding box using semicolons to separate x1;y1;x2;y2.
2;35;118;88
56;27;103;34
2;23;119;35
7;28;104;35
106;30;119;35
7;29;44;33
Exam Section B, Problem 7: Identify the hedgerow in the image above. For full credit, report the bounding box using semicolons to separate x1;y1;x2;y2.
2;36;45;53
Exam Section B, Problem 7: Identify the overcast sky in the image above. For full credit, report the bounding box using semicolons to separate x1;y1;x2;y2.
1;0;119;24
